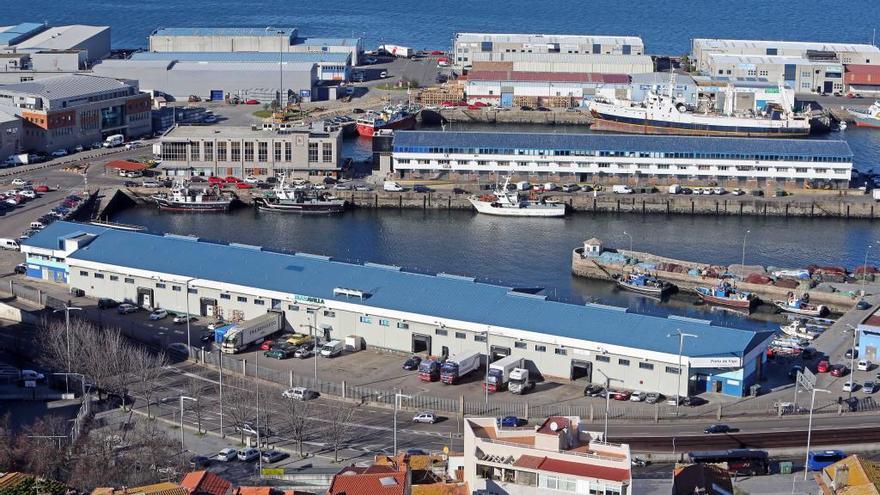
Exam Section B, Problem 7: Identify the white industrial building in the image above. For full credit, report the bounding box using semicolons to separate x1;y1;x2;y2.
149;27;363;65
465;70;630;108
692;38;880;72
705;53;844;94
454;32;644;71
463;416;632;495
92;59;317;104
467;52;653;75
0;22;111;84
391;131;853;189
127;51;352;81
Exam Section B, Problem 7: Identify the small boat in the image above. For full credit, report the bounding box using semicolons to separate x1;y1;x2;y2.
772;292;827;317
255;176;346;214
695;281;757;309
355;104;419;138
467;177;566;217
779;321;819;341
848;100;880;128
152;181;233;212
786;314;836;326
613;272;674;296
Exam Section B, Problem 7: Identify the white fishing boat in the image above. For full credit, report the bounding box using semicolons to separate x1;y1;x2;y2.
772;292;827;317
152;180;232;212
848;100;880;128
467;177;566;217
255;175;346;214
780;321;819;341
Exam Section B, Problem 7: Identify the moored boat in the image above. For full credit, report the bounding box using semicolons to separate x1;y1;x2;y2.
695;281;757;309
613;272;675;296
255;176;346;214
772;292;827;317
152;181;233;212
779;321;819;341
355;104;419;137
467;177;566;217
848;100;880;128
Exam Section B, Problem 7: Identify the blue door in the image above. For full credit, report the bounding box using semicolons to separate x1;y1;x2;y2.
501;92;513;108
210;90;224;101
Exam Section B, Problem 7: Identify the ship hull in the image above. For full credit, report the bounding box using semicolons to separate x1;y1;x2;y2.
590;111;811;138
255;197;347;214
154;197;231;212
356;114;417;137
468;198;566;217
695;288;756;309
850;113;880;128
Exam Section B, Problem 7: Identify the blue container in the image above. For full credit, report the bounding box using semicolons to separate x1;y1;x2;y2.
214;324;233;343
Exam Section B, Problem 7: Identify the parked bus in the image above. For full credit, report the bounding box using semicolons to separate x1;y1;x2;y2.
687;449;770;476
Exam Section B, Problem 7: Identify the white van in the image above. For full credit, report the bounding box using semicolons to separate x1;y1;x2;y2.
383;181;404;192
103;134;125;148
320;340;344;358
0;238;20;250
515;181;531;191
543;182;558;191
668;184;682;194
612;185;633;194
29;221;46;230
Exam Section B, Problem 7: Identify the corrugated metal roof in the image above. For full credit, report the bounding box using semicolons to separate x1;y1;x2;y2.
456;32;643;46
169;61;316;72
706;53;825;66
25;221;773;359
845;64;880;85
0;74;133;101
14;25;108;50
152;27;296;37
393;131;853;158
694;38;880;54
478;52;652;63
0;22;47;46
468;70;629;84
295;37;360;47
131;51;349;63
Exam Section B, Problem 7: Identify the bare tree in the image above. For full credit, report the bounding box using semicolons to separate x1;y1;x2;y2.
131;348;168;419
323;404;357;463
224;377;255;443
185;377;213;434
14;415;70;481
0;413;14;471
279;396;313;457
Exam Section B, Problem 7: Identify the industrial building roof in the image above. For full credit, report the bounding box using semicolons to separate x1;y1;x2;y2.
393;131;853;159
706;53;835;67
455;32;643;46
13;25;108;51
631;72;697;86
131;51;350;63
162;123;328;139
295;37;360;47
467;70;629;84
845;65;880;86
27;221;774;359
694;38;880;54
166;61;317;73
0;74;134;101
0;22;46;46
151;27;296;37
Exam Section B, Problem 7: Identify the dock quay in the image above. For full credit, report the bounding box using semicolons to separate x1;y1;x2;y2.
424;107;595;125
571;240;861;313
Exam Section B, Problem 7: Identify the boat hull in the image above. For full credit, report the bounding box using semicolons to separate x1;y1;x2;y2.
356;114;417;137
154;197;231;212
255;197;346;214
850;112;880;128
772;300;827;317
695;288;755;309
468;198;566;217
615;279;669;296
590;112;811;138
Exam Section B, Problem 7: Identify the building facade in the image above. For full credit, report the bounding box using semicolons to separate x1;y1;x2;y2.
22;222;774;398
465;71;630;108
0;110;22;160
0;74;151;153
157;123;341;179
704;54;844;94
844;64;880;95
454;33;644;71
466;53;653;75
463;416;631;495
692;38;880;73
390;131;853;189
128;51;351;82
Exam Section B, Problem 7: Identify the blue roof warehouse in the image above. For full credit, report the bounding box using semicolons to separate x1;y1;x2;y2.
21;222;774;397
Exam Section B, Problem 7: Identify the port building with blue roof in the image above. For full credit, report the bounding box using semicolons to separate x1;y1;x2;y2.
391;131;853;189
20;221;775;397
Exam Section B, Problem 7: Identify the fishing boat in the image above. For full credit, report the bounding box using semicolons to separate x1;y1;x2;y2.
588;74;811;137
779;321;819;341
152;181;233;212
695;281;757;309
613;272;675;296
467;177;566;217
255;176;346;214
848;100;880;128
772;292;827;317
355;104;418;137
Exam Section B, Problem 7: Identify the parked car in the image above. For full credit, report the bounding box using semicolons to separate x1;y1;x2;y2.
413;184;433;193
583;384;604;397
293;345;314;359
863;381;877;394
496;416;523;427
237;448;259;462
817;360;830;373
149;309;168;320
644;392;663;404
236;182;254;189
703;424;732;434
561;183;581;193
173;314;196;324
11;179;29;186
858;360;872;371
117;303;139;314
259;340;275;351
13;263;26;275
216;448;237;462
207;320;227;330
51;149;68;157
612;390;631;401
355;185;373;191
261;450;289;463
264;347;294;359
629;391;646;402
20;369;45;381
403;356;422;370
235;422;272;438
141;180;161;188
845;348;859;359
412;412;437;424
830;364;848;377
842;381;857;392
98;298;119;309
282;387;319;401
244;176;259;184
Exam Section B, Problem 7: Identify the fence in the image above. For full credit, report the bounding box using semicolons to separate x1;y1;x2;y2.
71;392;92;442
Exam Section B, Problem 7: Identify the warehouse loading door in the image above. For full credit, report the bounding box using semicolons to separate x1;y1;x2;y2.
412;334;431;354
570;360;592;381
490;346;510;362
501;92;513;108
200;297;217;317
136;287;154;309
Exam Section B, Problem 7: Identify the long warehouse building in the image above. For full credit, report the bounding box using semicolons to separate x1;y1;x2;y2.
390;131;853;189
21;221;774;398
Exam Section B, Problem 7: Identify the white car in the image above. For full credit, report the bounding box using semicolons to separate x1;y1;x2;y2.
141;180;161;188
858;360;872;371
314;183;327;190
125;141;143;150
629;391;646;402
282;387;319;401
237;447;259;462
244;176;259;184
207;320;227;330
51;149;68;157
149;309;168;320
380;70;388;78
731;188;745;196
842;381;856;393
412;412;437;424
20;369;45;381
216;448;237;462
74;145;84;152
10;179;28;186
18;189;36;199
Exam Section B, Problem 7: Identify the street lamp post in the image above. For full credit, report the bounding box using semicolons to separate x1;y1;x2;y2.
740;229;751;281
622;231;633;253
594;368;618;443
845;323;859;399
862;244;873;299
299;306;320;380
387;390;411;455
184;278;195;354
53;304;82;394
179;395;197;452
483;328;490;411
667;330;697;416
804;387;830;481
217;349;224;437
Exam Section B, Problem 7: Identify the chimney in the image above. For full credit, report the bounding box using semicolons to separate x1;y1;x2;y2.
832;464;849;490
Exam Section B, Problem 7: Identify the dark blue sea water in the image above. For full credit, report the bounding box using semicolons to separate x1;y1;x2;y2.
9;0;880;54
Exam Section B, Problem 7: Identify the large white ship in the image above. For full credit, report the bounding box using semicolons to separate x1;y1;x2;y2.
467;178;566;217
588;75;811;138
848;101;880;128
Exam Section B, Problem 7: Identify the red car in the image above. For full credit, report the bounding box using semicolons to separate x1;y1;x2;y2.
612;390;631;401
235;182;253;189
34;185;50;193
830;364;847;377
430;50;445;56
225;176;241;183
467;102;488;110
817;360;830;373
244;99;260;105
260;340;274;351
208;176;225;185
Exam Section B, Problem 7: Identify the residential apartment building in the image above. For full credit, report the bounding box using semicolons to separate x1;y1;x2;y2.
0;74;151;153
463;416;632;495
157;123;342;179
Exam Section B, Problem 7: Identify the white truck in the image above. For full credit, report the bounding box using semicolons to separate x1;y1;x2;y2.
103;134;125;148
381;44;414;58
508;367;535;395
440;351;481;384
220;311;283;354
612;185;634;194
4;153;30;167
384;181;404;192
484;356;523;393
873;189;880;201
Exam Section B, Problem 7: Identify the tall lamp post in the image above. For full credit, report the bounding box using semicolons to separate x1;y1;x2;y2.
382;389;411;455
594;368;619;443
740;229;751;281
483;328;490;411
179;395;197;453
667;330;697;416
622;231;633;253
299;305;320;380
845;324;860;399
216;348;224;437
803;387;830;481
862;244;873;299
53;304;81;394
184;278;195;354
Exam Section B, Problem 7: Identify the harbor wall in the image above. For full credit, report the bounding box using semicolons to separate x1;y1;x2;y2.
422;108;595;125
570;248;858;313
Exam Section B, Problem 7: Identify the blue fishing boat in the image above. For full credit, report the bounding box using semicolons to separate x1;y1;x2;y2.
613;272;674;296
695;281;757;310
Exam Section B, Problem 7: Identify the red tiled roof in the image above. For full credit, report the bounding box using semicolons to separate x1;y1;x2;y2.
845;65;880;86
106;160;149;171
536;457;630;483
327;466;407;495
513;455;545;469
180;471;231;495
467;70;629;84
536;416;571;435
233;488;272;495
